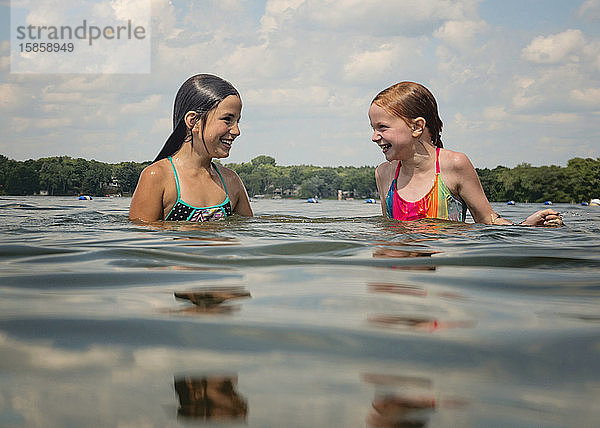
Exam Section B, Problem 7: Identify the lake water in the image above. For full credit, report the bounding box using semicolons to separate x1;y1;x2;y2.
1;196;599;427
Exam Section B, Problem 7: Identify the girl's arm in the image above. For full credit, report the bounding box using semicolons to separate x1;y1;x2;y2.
450;152;562;226
375;162;394;217
451;152;511;224
129;164;166;222
226;169;253;216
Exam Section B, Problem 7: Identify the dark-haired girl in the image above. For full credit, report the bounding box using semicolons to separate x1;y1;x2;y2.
130;74;252;222
370;81;562;226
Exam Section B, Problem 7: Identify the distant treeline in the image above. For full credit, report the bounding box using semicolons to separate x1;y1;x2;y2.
227;155;376;199
476;157;599;203
0;154;598;202
0;155;150;197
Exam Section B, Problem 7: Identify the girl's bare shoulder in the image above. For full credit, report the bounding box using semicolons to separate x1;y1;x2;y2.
375;160;398;180
140;159;171;183
214;164;238;181
439;148;474;173
215;164;245;189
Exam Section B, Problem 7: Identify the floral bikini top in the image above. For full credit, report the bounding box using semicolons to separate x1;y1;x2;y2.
385;147;468;221
165;157;232;222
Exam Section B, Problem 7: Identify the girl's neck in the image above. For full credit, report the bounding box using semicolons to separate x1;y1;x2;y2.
172;141;212;170
400;140;437;174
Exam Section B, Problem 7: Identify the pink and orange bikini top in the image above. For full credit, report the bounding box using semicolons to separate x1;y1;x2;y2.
385;147;468;221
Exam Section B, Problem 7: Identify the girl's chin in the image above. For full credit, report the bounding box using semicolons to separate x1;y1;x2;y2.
213;149;231;158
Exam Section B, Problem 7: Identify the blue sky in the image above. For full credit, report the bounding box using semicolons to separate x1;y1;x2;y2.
1;0;599;168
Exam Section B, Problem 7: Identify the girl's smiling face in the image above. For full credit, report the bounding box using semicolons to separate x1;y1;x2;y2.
195;95;242;158
369;102;416;161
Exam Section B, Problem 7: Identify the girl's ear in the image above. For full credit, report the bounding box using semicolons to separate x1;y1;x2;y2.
184;111;200;131
411;117;426;137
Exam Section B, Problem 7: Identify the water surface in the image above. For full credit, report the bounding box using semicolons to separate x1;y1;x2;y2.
1;197;599;427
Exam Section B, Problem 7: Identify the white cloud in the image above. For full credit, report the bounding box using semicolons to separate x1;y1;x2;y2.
1;1;600;168
435;47;486;86
522;29;586;64
20;0;79;26
452;111;482;132
578;0;600;21
40;91;85;104
260;0;480;36
150;0;182;40
10;0;151;74
434;19;489;51
120;94;162;115
217;42;287;80
11;117;29;133
343;43;409;84
260;0;305;34
50;75;114;93
482;105;509;125
509;60;600;115
150;116;171;135
31;117;73;129
245;86;330;108
537;112;581;124
512;77;541;111
0;43;9;72
0;83;27;111
109;0;151;23
570;87;600;107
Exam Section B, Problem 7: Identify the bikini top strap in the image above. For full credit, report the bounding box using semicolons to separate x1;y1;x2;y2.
435;147;440;174
168;156;181;198
394;160;402;180
212;162;230;197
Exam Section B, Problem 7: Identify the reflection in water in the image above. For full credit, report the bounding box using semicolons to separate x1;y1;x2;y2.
369;283;427;297
173;235;240;246
367;283;473;332
382;218;473;235
131;218;236;233
174;287;251;314
368;396;435;428
174;376;248;421
368;283;465;300
3;199;597;426
372;239;438;246
372;246;438;271
372;247;439;258
363;373;436;428
367;315;476;332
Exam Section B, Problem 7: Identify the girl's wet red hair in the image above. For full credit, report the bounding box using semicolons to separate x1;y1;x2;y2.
372;82;443;148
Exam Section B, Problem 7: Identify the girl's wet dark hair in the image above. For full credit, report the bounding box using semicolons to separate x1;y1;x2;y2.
154;74;240;162
372;81;444;148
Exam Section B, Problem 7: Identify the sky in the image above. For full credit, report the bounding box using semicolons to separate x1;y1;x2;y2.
1;0;599;168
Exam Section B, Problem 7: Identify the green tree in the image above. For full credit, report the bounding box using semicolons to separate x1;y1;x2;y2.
6;159;39;195
251;155;276;166
69;158;91;194
0;155;11;195
81;160;112;196
477;166;509;202
1;153;598;203
38;156;77;195
339;166;376;198
300;176;329;198
566;157;600;202
114;161;148;194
